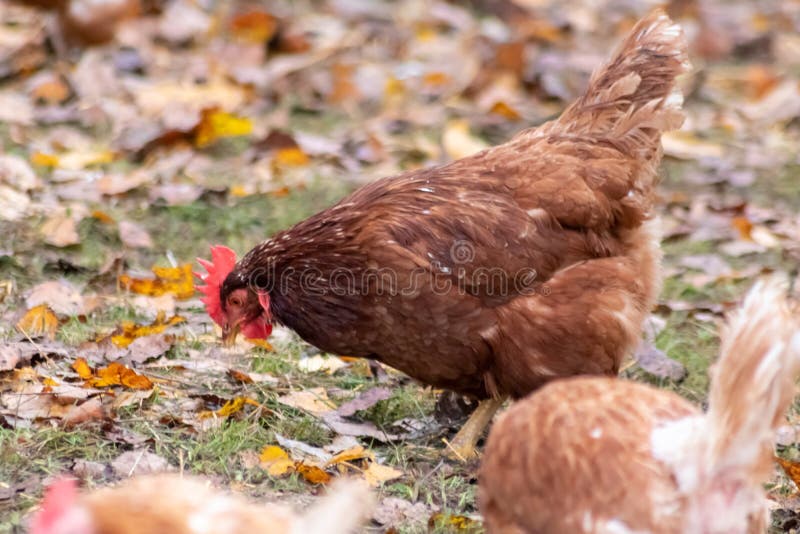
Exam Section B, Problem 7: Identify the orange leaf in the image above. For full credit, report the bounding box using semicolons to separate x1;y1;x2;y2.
119;264;194;299
16;305;59;339
199;396;258;419
228;369;254;384
732;216;753;241
490;101;521;121
89;362;153;390
110;311;185;348
296;463;331;485
229;10;278;43
273;147;309;167
72;357;94;380
776;455;800;489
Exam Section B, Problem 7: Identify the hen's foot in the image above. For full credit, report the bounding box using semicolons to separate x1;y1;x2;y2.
443;397;506;462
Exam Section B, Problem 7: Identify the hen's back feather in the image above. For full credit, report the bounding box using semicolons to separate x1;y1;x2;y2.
552;9;689;150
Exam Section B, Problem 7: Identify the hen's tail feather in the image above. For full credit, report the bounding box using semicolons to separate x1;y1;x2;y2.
706;278;800;483
554;9;689;153
291;478;375;534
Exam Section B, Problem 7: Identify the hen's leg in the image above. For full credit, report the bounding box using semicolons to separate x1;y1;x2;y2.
444;396;506;461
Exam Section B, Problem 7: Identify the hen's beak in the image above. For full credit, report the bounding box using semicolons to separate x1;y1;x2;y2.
222;323;240;347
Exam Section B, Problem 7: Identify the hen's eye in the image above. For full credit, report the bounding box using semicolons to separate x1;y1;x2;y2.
230;296;243;307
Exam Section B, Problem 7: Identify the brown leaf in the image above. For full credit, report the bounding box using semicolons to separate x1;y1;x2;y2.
0;345;21;371
336;387;392;417
229;10;278;43
41;215;80;247
111;450;172;477
119;220;154;249
62;398;104;426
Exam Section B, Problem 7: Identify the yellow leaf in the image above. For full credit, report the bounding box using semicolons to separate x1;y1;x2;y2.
31;152;59;167
247;338;274;351
199;396;258;419
296;463;331;485
362;461;403;487
260;445;295;477
428;513;481;531
273;147;309;167
326;445;370;467
16;305;59;339
72;357;94;380
119;264;195;299
195;109;253;148
42;377;59;386
110;311;185;348
229;184;250;197
229;10;278;43
384;76;405;100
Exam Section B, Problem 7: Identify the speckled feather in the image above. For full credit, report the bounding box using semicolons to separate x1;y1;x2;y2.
228;9;688;399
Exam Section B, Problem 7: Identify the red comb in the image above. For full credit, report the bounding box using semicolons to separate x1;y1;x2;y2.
30;478;79;534
195;245;238;327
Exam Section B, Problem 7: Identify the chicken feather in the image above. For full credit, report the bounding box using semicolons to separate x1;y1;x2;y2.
207;10;688;419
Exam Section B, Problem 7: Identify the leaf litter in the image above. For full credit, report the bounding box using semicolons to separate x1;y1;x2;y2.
1;0;800;530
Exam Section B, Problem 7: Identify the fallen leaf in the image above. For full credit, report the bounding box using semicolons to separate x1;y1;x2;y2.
112;450;172;477
72;358;94;380
41;215;80;247
119;264;195;299
326;445;370;467
296;463;331;484
336;387;392;417
362;461;403;487
278;388;336;415
78;361;154;390
776;456;800;490
260;445;295;477
0;345;21;371
16;305;59;339
273;147;309;167
110;312;185;348
26;280;85;316
296;354;348;374
194;109;253;148
62;398;104;426
199;397;258;419
119;220;153;249
228;369;253;384
275;433;332;463
428;513;481;531
229;10;278;43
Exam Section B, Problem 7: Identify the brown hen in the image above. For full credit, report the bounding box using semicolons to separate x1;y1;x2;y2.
200;10;689;458
479;279;800;533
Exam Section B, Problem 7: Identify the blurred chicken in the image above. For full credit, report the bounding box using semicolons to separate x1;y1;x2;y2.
479;279;800;533
198;9;689;460
30;474;373;534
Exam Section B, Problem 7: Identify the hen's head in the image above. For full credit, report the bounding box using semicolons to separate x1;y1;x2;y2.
30;478;93;534
196;245;273;345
